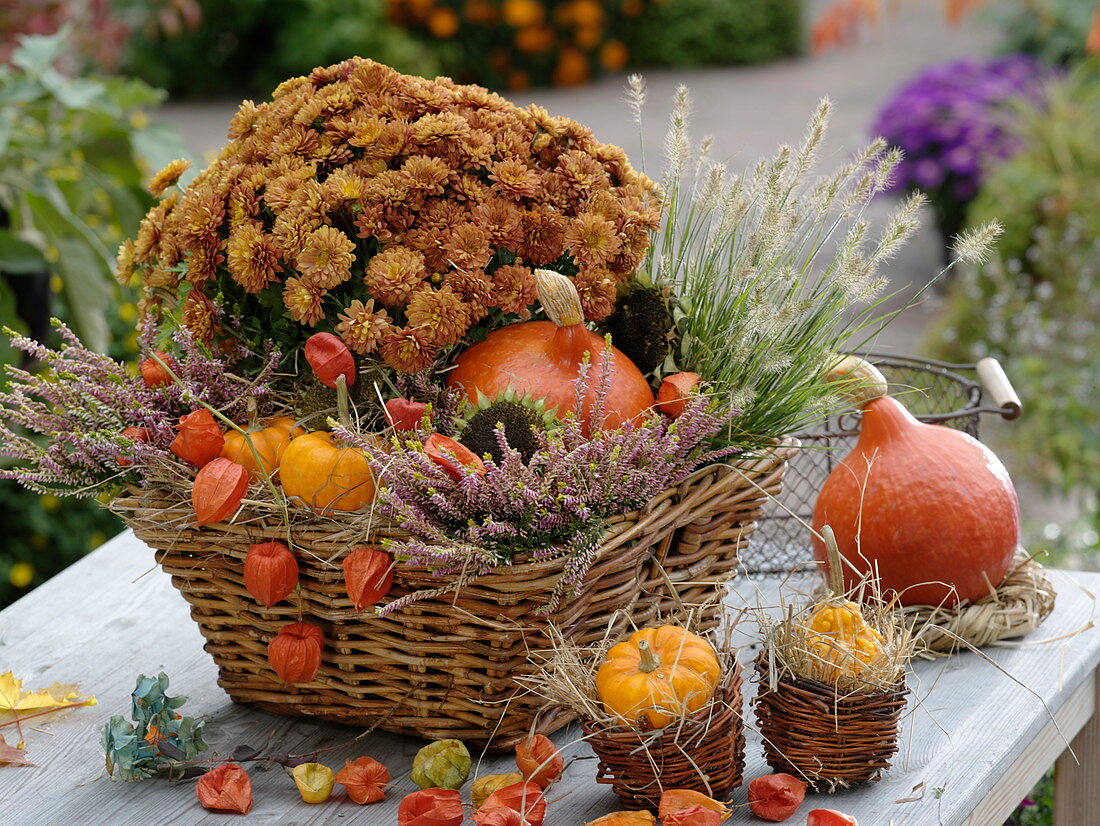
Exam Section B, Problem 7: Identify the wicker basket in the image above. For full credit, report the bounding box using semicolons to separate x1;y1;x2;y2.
754;654;907;790
112;440;794;752
583;665;746;810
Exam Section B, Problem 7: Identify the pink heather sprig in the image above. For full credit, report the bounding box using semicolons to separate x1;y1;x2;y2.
339;373;739;615
0;321;279;496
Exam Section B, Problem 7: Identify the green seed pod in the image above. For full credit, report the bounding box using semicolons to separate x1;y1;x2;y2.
411;739;471;790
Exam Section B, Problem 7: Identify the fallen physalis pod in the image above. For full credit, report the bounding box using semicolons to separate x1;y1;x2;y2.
473;805;531;826
807;810;858;826
658;789;731;821
748;773;807;822
515;734;563;788
292;762;335;803
663;805;723;826
481;782;546;826
397;787;464;826
411;739;471;790
192;458;249;526
584;812;656;825
196;763;253;814
268;622;324;684
335;755;391;804
471;772;524;808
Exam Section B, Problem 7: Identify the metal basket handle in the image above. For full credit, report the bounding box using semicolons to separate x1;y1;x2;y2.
976;357;1022;420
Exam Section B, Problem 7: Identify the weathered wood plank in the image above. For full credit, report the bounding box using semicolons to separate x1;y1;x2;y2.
0;531;1097;825
1053;671;1100;826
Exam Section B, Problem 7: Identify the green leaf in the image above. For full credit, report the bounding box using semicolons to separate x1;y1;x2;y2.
10;31;69;77
39;70;106;112
0;233;48;274
0;277;26;368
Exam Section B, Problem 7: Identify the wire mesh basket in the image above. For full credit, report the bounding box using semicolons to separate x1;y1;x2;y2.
743;354;1021;576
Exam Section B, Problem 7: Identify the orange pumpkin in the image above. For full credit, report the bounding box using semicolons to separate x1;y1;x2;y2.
812;391;1019;606
280;431;375;512
446;270;654;434
220;416;305;478
595;626;721;729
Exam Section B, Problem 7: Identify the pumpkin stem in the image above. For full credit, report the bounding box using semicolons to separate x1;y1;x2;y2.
535;269;584;328
636;638;662;673
821;524;845;597
825;354;888;410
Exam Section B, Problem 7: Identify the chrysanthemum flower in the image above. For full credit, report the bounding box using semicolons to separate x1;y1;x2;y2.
380;326;435;374
491;264;537;315
114;239;136;285
181;291;218;343
283;276;325;326
518;206;567;265
573;266;618;321
185;239;224;286
474;197;523;248
147;159;191;198
444;270;494;323
227;222;282;292
565;212;622;267
297;225;355;289
443;223;493;271
405;286;469;348
175;193;226;244
336;299;392;354
364;246;427;306
400;155;452;198
556;148;609;199
489;158;542;199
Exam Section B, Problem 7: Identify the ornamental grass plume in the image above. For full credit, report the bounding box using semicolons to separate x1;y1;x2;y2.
127;57;659;374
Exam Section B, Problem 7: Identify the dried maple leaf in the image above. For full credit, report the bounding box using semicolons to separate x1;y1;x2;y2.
0;734;34;767
0;671;97;724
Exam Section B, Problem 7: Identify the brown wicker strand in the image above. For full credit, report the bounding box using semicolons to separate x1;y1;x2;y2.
583;665;746;810
753;654;907;790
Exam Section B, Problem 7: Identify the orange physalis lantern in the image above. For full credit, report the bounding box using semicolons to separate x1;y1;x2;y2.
397;787;465;826
473;805;531;826
584;813;656;825
655;372;702;419
305;332;356;389
424;433;486;481
343;547;395;611
192;458;249;526
117;425;149;467
140;350;176;387
268;622;325;684
663;806;722;826
196;763;253;814
482;782;546;826
172;409;225;467
515;734;563;788
335;755;391;804
243;541;299;606
658;789;731;821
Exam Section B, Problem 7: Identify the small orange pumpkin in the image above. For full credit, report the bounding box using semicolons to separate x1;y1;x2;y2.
220;416;305;478
280;431;375;512
192;458;249;526
243;541;299;607
343;547;394;610
268;622;324;683
595;626;721;729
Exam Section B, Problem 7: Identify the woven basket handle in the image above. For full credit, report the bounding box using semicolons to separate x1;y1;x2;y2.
976;357;1021;420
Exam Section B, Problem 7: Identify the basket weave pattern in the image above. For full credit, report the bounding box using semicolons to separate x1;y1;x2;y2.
582;665;746;809
754;655;907;789
113;443;793;751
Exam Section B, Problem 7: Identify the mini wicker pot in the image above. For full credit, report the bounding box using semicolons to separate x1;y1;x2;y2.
754;654;907;790
111;442;792;752
582;665;746;810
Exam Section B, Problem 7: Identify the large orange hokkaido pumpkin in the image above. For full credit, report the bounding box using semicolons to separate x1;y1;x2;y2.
446;270;654;434
812;392;1019;607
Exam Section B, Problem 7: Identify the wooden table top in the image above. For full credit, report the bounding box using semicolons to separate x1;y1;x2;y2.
1;530;1097;825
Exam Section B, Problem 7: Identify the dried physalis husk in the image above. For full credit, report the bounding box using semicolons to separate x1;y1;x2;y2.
585;813;656;825
172;408;225;467
192;458;248;526
335;755;391;804
471;772;524;808
658;789;731;821
267;622;324;683
196;763;253;814
292;762;335;804
411;739;471;790
473;805;531;826
343;547;395;611
663;806;722;826
244;541;299;607
397;788;465;826
514;735;563;788
481;782;546;826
